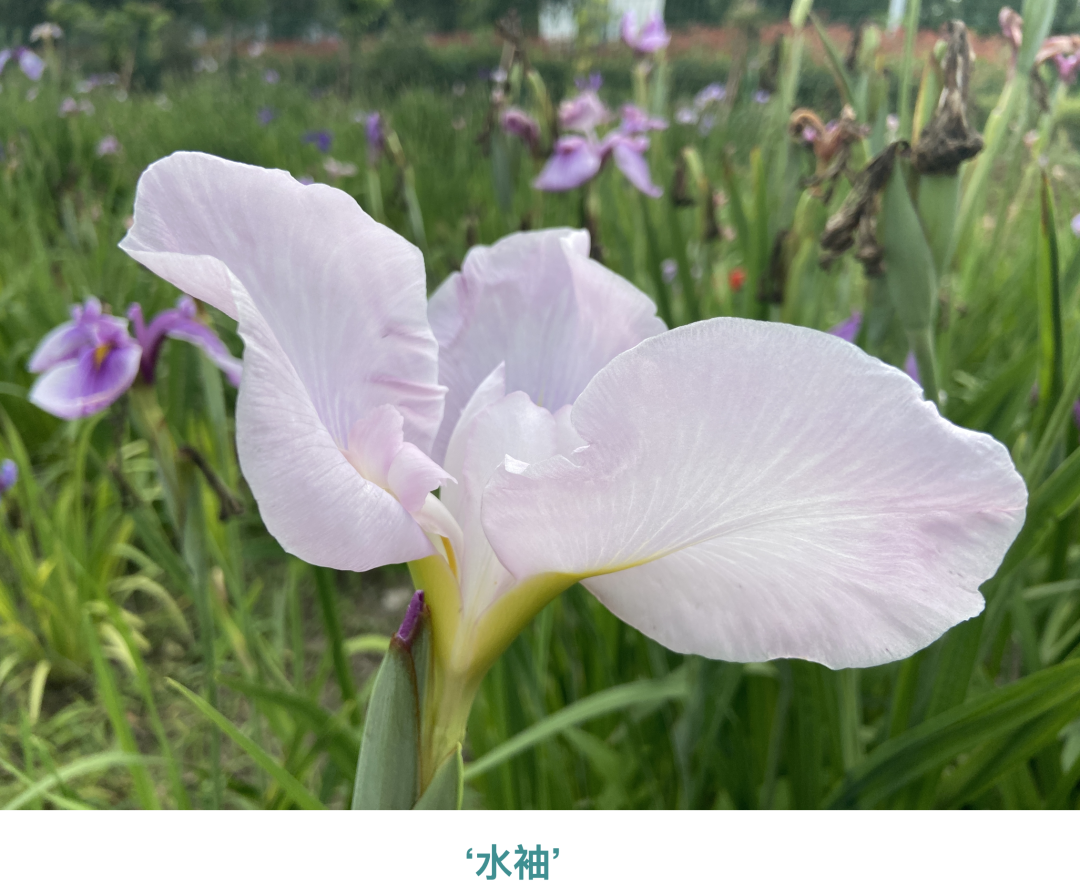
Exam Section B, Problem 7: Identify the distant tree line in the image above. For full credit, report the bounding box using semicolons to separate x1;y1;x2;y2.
2;0;1078;40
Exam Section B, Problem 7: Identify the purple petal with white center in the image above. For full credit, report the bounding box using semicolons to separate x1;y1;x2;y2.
29;340;141;419
533;136;602;192
608;135;663;197
427;228;665;464
482;318;1027;669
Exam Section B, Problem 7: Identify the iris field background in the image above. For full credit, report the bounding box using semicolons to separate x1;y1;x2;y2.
4;0;1080;809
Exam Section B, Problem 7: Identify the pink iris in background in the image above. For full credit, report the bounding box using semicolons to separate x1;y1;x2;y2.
535;92;665;196
621;12;671;54
120;152;1027;747
28;294;240;420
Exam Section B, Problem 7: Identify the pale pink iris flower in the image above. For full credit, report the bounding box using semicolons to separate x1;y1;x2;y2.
120;152;1026;675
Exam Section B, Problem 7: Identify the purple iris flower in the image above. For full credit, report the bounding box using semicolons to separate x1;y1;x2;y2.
0;47;45;81
829;311;919;383
622;12;671;54
365;113;384;165
1056;53;1080;84
258;106;276;126
904;352;921;385
96;135;121;157
128;295;242;388
620;104;667;134
264;68;280;84
500;107;541;150
558;89;610;134
829;311;863;342
1071;213;1080;237
28;297;143;419
754;89;771;104
661;259;678;284
534;131;662;198
695;83;726;109
575;72;603;92
302;130;333;154
675;106;697;125
27;296;241;420
0;458;16;496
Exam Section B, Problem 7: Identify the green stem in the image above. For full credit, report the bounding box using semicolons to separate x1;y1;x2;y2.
907;327;940;407
314;566;360;726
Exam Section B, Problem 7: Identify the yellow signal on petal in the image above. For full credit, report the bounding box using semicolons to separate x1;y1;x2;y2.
92;343;111;368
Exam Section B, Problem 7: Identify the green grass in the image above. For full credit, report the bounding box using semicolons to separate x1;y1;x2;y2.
3;18;1080;809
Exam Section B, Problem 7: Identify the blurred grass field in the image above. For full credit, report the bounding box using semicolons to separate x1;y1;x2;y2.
4;4;1080;809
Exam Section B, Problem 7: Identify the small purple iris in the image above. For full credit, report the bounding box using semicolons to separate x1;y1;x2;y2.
621;12;670;54
28;297;143;419
264;68;280;84
258;106;276;126
302;130;333;154
0;458;16;496
620;104;667;135
0;47;46;81
829;310;919;383
535;104;663;197
500;107;541;151
27;296;241;421
1071;213;1080;237
365;113;384;165
1057;54;1080;84
754;89;771;104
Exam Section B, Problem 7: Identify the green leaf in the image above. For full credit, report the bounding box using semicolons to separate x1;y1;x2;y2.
167;678;326;810
220;676;361;776
351;642;420;809
789;0;814;30
881;160;937;333
2;752;159;811
414;744;463;810
1035;171;1064;434
824;659;1080;807
1018;0;1058;73
465;670;688;781
808;14;855;107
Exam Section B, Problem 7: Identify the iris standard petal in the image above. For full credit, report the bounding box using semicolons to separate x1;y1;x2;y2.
532;137;602;192
29;343;141;419
234;290;434;572
120;151;444;453
482;318;1027;669
427;229;665;463
440;383;562;620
